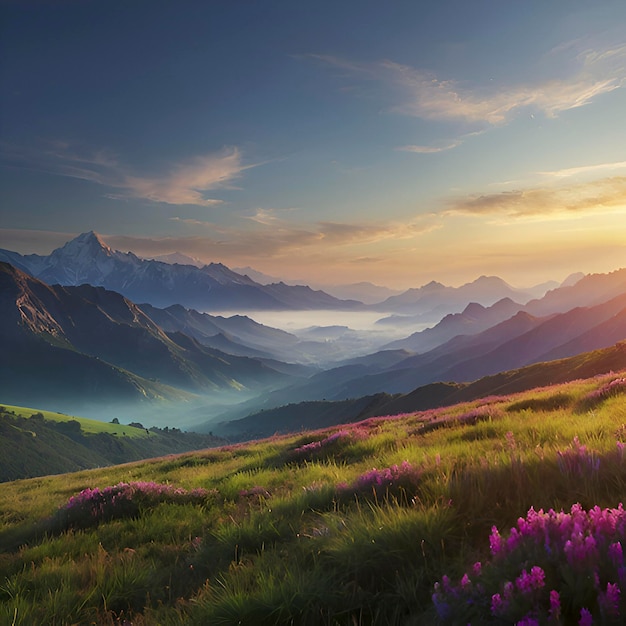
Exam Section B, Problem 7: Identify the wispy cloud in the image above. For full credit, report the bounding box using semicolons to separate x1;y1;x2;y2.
396;131;484;154
243;207;300;226
118;148;245;205
538;160;626;179
313;42;626;126
396;141;462;154
1;142;251;206
445;176;626;222
102;213;441;265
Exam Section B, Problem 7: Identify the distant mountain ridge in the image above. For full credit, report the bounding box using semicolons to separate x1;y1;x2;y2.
374;275;538;314
0;232;364;311
208;340;626;440
243;284;626;409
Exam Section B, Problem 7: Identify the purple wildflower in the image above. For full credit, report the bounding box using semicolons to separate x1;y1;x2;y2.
599;582;620;617
557;437;599;477
491;592;505;616
579;607;593;626
490;526;503;556
342;461;420;497
515;566;545;594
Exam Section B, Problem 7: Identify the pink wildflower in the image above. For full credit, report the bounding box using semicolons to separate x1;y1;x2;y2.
490;526;503;555
549;590;561;621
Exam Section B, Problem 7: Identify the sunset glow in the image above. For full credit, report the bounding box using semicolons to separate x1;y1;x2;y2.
2;1;626;289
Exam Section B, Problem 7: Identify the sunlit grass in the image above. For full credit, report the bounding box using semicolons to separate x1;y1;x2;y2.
2;370;626;623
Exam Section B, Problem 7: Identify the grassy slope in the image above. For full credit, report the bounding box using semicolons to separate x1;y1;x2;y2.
1;372;626;624
1;404;148;437
0;405;225;483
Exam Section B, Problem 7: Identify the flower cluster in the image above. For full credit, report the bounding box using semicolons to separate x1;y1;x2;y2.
557;436;600;477
418;406;499;435
338;461;420;499
239;485;271;499
581;377;626;410
433;503;626;624
56;481;210;530
291;428;367;460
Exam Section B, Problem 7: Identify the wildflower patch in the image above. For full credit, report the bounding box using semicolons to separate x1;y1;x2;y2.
337;461;421;500
433;503;626;624
52;481;211;531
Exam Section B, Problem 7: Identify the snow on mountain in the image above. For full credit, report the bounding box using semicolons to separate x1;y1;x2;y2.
150;252;204;267
0;232;363;311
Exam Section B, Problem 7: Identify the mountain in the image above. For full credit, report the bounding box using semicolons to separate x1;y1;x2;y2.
0;263;301;416
208;340;626;440
383;297;523;353
344;291;626;398
315;282;403;305
232;266;283;285
375;275;536;315
0;232;364;311
138;302;312;364
251;288;626;407
149;252;204;267
525;268;626;317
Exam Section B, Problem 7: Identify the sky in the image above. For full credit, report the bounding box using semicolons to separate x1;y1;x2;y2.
1;0;626;290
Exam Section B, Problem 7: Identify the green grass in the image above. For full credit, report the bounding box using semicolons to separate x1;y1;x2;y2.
1;404;149;438
1;372;626;624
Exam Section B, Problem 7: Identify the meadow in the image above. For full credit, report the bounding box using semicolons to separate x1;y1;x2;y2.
1;405;149;438
2;372;626;624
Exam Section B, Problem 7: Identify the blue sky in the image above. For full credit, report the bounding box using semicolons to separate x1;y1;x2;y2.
2;0;626;288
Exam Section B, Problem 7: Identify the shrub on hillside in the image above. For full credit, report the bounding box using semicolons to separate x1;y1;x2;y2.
337;461;421;501
289;428;368;461
51;481;211;531
577;378;626;412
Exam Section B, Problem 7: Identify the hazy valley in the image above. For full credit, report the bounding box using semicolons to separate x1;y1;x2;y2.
2;232;626;436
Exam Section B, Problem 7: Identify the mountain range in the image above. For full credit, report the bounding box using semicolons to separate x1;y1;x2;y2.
1;232;566;316
0;262;310;418
2;230;626;438
218;273;626;413
208;340;626;440
0;232;363;311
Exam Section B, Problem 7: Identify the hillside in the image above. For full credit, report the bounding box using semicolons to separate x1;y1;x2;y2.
278;291;626;403
206;340;626;440
0;405;225;482
0;262;303;416
2;369;626;624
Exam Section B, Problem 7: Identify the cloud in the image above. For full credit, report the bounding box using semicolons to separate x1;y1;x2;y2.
101;213;441;266
243;208;300;226
445;176;626;221
1;142;250;206
396;130;485;155
0;228;77;255
396;142;461;154
313;43;626;125
119;148;244;205
539;160;626;179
